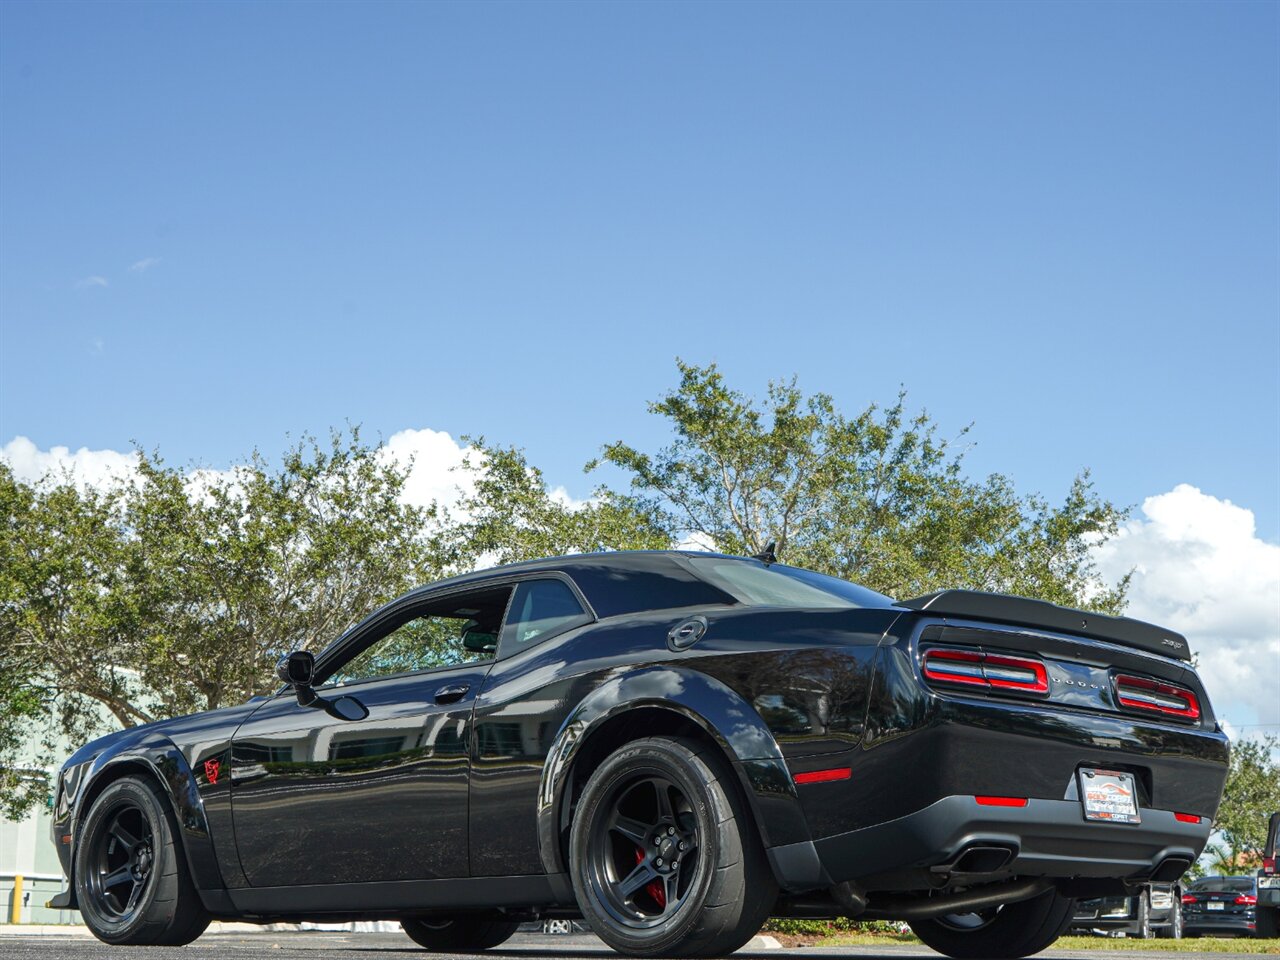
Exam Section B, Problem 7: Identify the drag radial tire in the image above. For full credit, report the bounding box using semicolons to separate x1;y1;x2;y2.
909;887;1076;960
400;917;520;951
569;736;778;958
73;775;210;946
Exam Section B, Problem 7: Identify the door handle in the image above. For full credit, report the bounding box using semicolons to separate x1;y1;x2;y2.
434;683;470;704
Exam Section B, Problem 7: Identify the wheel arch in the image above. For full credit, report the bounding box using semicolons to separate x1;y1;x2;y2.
74;732;224;896
535;665;811;883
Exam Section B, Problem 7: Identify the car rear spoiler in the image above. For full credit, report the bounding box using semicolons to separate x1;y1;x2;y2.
900;590;1192;662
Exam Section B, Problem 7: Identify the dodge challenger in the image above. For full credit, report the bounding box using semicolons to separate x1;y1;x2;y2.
47;550;1229;957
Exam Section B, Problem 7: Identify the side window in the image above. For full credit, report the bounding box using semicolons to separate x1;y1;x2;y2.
499;579;589;657
323;586;512;686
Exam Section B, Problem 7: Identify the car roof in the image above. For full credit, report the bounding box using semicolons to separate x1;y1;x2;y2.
402;549;755;596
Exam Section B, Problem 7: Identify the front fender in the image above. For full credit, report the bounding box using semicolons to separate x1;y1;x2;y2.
536;665;813;881
73;730;224;893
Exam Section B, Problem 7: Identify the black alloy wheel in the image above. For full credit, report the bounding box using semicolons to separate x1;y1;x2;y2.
73;776;209;946
569;736;777;958
85;800;155;922
584;774;700;927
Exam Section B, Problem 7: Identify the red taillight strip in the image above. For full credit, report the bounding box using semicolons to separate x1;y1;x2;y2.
1174;812;1202;823
794;767;852;785
975;795;1028;807
921;649;988;687
921;648;1048;696
1235;894;1258;905
1114;674;1201;720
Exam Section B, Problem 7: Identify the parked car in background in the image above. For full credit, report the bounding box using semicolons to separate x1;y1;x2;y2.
1182;876;1258;937
1258;811;1280;938
1072;882;1181;938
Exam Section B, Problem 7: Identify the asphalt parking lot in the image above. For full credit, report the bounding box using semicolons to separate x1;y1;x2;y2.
0;931;1274;960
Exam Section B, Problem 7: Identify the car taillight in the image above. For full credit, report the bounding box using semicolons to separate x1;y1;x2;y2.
1235;894;1257;905
921;648;1048;696
1264;857;1276;875
1112;673;1200;720
1174;812;1202;823
1181;894;1197;905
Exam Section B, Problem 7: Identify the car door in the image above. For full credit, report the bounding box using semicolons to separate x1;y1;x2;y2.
228;583;513;887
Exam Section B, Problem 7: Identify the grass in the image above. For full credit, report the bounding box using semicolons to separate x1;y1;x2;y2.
1052;936;1280;954
801;931;1280;953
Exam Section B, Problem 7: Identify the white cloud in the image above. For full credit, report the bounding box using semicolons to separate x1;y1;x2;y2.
676;530;718;552
548;484;592;511
75;275;108;289
1093;484;1280;737
129;257;160;273
1;436;139;489
377;427;475;513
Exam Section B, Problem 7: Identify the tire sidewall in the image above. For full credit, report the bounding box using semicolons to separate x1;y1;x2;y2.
910;889;1075;960
569;740;726;954
74;778;169;944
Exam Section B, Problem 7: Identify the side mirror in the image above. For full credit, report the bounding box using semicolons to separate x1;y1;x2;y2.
276;651;316;688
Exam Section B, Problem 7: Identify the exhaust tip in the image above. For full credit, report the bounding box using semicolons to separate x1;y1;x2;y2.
931;843;1018;876
1150;857;1192;882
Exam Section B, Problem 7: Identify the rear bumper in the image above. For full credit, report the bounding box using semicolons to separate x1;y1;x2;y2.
1183;916;1256;934
812;795;1210;887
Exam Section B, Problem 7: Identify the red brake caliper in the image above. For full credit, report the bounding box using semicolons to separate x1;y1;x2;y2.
634;846;666;909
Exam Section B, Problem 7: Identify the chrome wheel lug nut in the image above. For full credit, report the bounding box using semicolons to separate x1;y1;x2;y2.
655;857;663;867
679;841;687;851
667;826;675;835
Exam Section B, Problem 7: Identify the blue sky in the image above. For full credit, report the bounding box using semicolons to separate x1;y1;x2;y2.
1;0;1277;538
1;1;1278;736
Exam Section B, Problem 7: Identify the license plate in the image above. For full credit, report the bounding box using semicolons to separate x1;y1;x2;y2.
1207;901;1225;910
1079;768;1141;824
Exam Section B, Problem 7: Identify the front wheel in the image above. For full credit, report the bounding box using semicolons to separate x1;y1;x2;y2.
73;776;209;946
569;736;777;958
401;916;519;951
909;887;1076;960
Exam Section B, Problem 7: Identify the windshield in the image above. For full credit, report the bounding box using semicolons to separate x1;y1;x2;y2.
1187;877;1255;893
684;557;894;609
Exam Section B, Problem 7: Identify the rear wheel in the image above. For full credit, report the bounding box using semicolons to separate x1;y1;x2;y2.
400;916;519;951
569;736;777;958
73;775;209;946
909;887;1076;959
1135;890;1152;939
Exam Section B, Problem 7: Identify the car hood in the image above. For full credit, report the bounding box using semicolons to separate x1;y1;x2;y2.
62;697;268;769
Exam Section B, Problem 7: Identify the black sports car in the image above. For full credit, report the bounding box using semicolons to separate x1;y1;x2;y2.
47;551;1229;958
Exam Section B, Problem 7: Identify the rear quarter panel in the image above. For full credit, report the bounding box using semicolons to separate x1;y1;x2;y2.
468;603;902;877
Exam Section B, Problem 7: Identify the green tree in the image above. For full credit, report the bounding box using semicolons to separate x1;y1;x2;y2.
0;464;133;818
117;430;439;719
0;429;438;818
596;360;1129;610
1213;735;1280;870
435;439;670;571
